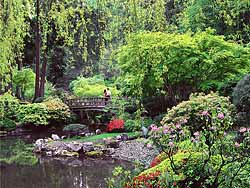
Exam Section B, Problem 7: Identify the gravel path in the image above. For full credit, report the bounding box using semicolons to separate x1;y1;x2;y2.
111;138;159;167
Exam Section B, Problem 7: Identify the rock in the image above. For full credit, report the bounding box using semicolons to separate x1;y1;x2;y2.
85;133;91;137
51;134;60;140
85;151;104;158
141;126;149;137
106;148;115;155
82;142;94;152
61;135;67;139
95;129;102;135
46;151;53;156
63;124;89;137
104;138;120;148
120;133;129;141
65;142;83;152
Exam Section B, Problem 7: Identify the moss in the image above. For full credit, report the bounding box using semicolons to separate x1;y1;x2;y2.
85;150;104;157
60;150;79;157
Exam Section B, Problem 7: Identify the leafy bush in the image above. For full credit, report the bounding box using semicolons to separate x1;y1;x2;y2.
162;92;235;133
70;75;119;97
0;118;16;131
124;119;137;132
116;31;250;99
0;92;20;120
42;98;71;123
17;103;49;126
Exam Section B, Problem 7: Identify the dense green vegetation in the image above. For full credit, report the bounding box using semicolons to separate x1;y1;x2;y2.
0;0;250;187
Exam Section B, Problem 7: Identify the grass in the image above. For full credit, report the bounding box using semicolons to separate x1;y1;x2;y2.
64;132;140;142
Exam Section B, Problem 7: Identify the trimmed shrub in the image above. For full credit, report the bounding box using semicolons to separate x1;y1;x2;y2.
42;98;71;123
17;103;49;126
0;118;16;131
0;92;20;120
161;92;235;133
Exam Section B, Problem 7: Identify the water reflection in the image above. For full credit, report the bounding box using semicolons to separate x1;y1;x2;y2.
0;136;133;188
1;157;132;188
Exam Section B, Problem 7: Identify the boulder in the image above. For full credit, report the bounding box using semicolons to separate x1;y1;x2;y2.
95;129;102;135
51;134;60;140
82;142;94;152
63;124;89;137
65;142;83;152
104;138;120;148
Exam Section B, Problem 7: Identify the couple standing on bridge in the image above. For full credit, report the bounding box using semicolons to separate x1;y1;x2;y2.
104;88;111;103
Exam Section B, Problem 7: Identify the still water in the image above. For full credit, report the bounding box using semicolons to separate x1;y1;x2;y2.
0;129;132;188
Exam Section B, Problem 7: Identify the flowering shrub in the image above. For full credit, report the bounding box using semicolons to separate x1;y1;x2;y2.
106;119;124;132
150;152;167;168
161;92;235;134
125;171;161;188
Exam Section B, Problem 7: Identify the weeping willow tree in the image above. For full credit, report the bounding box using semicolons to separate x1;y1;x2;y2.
0;0;33;92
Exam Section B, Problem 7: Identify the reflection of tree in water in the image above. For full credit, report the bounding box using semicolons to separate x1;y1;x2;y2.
1;139;133;188
0;139;38;165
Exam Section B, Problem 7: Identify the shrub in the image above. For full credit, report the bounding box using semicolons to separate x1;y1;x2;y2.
42;98;71;123
17;103;49;125
161;92;235;133
106;119;124;132
0;118;16;131
0;92;20;120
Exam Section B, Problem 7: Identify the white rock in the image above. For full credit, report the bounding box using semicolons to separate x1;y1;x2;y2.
51;134;60;140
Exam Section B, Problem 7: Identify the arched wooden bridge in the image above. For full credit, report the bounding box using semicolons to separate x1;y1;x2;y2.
66;97;114;111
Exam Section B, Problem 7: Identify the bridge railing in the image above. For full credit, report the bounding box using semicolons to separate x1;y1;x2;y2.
66;97;113;109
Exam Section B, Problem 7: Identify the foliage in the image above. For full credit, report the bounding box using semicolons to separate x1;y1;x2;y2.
0;92;20;120
116;31;250;99
148;108;250;188
42;98;71;123
0;0;32;89
0;139;38;166
106;119;124;132
124;117;154;132
162;92;235;134
0;118;17;131
179;0;250;43
17;103;49;126
70;75;119;97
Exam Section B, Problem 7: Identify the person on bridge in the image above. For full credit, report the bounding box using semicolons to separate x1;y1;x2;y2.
104;89;108;105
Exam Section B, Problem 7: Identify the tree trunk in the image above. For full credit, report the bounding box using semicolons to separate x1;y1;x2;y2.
39;58;47;98
16;59;23;100
34;0;40;102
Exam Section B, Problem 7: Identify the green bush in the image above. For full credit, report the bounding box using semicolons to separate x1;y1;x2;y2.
17;103;49;126
42;98;71;123
116;31;250;98
0;118;16;131
70;75;119;97
162;92;235;133
0;92;20;120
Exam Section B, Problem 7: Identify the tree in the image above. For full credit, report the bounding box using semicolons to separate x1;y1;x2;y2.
116;30;250;102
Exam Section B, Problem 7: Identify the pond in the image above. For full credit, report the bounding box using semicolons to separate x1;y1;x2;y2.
0;129;133;188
